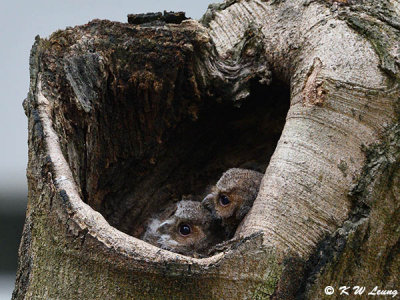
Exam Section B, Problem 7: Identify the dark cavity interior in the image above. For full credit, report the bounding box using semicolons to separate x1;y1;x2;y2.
59;72;289;237
102;80;289;237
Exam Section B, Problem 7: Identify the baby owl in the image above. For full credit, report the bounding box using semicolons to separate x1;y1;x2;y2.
142;200;225;256
202;168;264;238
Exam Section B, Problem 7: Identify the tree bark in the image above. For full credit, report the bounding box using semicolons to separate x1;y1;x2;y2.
14;1;400;299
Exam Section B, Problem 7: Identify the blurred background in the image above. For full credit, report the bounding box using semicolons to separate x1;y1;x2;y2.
0;0;217;298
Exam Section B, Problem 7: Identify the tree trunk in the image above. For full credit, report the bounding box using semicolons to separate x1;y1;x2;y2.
14;1;400;299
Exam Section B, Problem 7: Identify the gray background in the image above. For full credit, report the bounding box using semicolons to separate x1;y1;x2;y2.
0;1;217;298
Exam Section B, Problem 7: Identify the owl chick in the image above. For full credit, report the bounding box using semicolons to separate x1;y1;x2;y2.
142;200;225;256
202;168;264;239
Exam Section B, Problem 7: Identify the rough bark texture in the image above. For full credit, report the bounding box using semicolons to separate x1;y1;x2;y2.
14;0;400;299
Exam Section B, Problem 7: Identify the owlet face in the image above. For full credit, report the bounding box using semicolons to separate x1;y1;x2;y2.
202;188;250;220
202;168;263;229
202;189;242;220
142;200;221;255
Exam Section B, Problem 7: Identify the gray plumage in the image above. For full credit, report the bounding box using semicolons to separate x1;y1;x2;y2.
202;168;263;238
142;200;225;256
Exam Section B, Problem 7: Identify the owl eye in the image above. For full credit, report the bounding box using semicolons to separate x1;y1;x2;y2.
219;194;230;206
179;223;192;236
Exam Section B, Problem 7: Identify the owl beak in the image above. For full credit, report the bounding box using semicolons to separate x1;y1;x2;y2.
201;194;214;210
158;219;173;234
202;194;222;221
